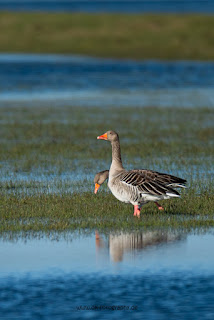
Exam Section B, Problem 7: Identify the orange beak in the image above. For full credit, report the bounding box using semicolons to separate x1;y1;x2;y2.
94;183;101;194
97;132;108;140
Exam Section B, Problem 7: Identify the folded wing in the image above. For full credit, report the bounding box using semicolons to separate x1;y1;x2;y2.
121;170;181;197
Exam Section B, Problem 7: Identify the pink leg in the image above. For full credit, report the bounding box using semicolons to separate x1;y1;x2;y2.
155;202;164;210
133;205;141;217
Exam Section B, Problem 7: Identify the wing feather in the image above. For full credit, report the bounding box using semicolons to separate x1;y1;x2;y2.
120;170;181;196
132;169;186;187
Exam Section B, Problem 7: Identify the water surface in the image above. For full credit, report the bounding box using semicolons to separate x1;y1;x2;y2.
1;230;214;275
1;54;214;107
0;0;214;13
0;230;214;319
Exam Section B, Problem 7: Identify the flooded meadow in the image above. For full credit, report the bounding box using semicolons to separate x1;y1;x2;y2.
0;54;214;318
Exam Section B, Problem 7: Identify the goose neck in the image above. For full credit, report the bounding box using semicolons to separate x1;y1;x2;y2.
111;139;124;171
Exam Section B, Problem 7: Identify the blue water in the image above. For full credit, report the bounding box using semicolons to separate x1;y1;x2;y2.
1;274;213;319
0;0;214;13
1;54;214;107
0;231;214;319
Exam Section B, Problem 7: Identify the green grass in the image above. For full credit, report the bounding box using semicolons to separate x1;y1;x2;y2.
0;190;213;233
0;12;214;60
0;105;213;233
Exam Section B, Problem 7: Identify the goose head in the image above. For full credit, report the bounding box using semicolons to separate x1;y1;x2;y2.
94;170;109;194
97;130;119;142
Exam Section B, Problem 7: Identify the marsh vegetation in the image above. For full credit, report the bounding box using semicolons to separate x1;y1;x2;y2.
0;105;213;232
0;13;214;60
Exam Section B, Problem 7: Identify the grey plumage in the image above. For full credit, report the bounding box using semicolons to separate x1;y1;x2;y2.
120;169;186;196
94;169;186;196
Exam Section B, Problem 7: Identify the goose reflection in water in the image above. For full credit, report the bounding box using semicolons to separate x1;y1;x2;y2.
95;230;184;262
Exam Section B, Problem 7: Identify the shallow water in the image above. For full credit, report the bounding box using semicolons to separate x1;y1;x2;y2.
0;230;214;319
1;54;214;108
0;0;214;13
0;155;212;195
1;230;214;275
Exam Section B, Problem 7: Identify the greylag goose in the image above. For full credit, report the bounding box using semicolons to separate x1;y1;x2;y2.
94;170;109;194
97;130;186;217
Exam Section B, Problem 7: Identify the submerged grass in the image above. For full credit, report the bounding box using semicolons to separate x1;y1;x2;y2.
0;105;213;232
0;13;214;60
